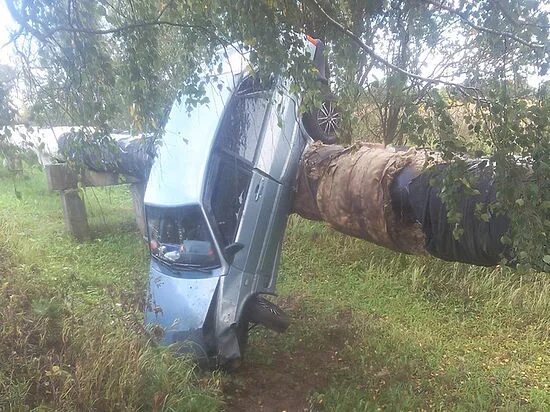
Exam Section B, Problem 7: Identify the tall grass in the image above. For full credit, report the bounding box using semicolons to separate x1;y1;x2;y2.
284;216;550;335
0;167;221;411
2;163;550;410
274;217;550;409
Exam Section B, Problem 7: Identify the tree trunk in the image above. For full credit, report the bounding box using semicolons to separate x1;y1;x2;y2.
293;142;512;268
293;141;429;255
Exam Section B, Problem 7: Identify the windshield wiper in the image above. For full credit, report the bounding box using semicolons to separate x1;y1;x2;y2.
152;255;219;273
171;261;220;273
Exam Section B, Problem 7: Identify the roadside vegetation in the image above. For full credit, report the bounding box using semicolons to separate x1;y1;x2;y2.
1;163;550;411
0;165;221;411
267;219;550;410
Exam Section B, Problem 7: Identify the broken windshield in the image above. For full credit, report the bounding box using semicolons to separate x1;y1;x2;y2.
146;205;220;269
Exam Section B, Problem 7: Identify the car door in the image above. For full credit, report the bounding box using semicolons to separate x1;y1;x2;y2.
255;89;312;290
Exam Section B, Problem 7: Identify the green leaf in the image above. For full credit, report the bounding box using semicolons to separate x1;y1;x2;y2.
519;251;528;260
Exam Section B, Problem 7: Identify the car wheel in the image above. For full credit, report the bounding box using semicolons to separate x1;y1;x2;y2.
303;94;341;144
245;295;290;333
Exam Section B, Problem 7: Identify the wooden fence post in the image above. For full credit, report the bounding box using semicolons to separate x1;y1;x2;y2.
45;163;144;241
60;189;91;241
131;182;147;238
45;164;90;241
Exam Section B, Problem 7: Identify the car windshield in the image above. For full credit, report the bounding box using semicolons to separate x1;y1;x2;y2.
146;205;220;268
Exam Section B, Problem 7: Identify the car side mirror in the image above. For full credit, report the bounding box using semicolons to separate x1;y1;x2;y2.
224;242;244;264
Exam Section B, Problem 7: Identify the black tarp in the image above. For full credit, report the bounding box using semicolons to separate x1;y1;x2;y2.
58;132;155;181
405;160;511;266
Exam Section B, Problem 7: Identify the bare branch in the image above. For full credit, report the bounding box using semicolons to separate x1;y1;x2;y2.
422;0;546;49
306;0;484;99
0;27;24;50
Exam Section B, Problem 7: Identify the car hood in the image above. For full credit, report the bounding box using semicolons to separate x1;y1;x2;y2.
145;260;222;356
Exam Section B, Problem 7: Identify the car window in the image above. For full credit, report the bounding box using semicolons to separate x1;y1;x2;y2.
210;156;251;247
146;205;220;268
216;77;270;163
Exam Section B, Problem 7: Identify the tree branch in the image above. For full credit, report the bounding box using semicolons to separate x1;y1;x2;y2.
422;0;546;49
6;0;229;50
156;0;175;21
306;0;484;99
0;27;24;50
489;0;550;30
5;0;51;44
45;20;206;37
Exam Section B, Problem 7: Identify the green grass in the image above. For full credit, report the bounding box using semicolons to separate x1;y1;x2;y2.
266;218;550;411
0;165;221;411
1;162;550;411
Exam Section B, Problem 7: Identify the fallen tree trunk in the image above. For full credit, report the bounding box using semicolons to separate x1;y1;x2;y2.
294;141;431;255
294;141;511;267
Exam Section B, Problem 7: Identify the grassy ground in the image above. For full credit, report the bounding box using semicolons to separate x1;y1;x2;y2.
0;165;221;411
253;220;550;411
1;163;550;411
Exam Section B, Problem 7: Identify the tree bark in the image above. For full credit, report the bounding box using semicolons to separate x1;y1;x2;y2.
293;141;431;255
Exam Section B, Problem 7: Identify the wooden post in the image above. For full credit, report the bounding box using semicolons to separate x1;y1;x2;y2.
45;164;78;191
131;182;147;238
60;189;91;241
45;164;90;241
44;163;143;241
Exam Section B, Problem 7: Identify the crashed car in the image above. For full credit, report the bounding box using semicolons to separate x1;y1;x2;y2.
144;37;338;367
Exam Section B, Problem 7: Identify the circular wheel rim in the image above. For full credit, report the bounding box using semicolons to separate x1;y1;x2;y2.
317;101;340;136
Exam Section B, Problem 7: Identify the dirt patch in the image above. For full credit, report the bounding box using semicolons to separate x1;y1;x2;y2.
223;298;356;412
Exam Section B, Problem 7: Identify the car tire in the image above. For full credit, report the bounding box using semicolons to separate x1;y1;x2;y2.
302;93;340;144
245;295;290;333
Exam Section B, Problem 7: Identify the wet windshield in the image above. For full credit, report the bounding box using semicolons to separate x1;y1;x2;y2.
146;205;220;268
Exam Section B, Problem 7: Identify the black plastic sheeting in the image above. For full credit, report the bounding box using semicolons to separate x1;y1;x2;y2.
58;132;155;181
392;160;511;267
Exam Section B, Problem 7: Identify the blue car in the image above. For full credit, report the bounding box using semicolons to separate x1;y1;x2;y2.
144;37;339;367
